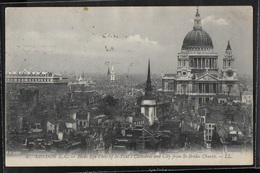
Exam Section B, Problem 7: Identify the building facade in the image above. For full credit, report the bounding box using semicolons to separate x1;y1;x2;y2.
162;8;239;110
6;70;68;84
5;70;69;102
241;90;253;105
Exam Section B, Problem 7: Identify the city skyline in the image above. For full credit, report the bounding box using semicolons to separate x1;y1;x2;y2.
5;6;254;167
5;6;253;76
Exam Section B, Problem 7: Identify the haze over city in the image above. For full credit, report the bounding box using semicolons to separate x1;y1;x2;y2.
6;6;252;76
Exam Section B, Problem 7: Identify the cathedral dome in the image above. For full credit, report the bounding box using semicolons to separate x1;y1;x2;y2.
181;8;213;50
182;29;213;49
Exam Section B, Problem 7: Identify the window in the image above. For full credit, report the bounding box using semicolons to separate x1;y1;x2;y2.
199;98;202;104
206;135;210;141
164;82;168;90
190;59;193;67
201;117;205;123
145;107;149;117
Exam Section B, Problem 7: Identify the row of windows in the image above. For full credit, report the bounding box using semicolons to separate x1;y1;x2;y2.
6;78;53;82
223;60;232;67
7;74;50;77
242;96;252;104
206;135;212;141
205;124;215;141
135;121;144;125
206;124;215;129
177;85;232;94
199;97;210;104
186;47;212;52
78;121;88;126
245;100;252;103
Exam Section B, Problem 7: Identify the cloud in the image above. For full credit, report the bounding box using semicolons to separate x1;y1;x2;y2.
62;33;161;57
202;15;228;26
127;34;158;45
5;30;165;73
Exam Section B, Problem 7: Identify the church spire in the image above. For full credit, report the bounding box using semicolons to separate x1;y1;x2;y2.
226;40;232;50
194;7;202;30
145;59;152;96
107;67;111;76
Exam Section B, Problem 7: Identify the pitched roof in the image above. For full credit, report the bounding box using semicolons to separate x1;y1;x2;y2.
216;122;243;140
195;73;219;82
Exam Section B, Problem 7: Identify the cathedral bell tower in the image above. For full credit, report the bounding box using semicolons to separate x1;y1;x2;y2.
141;60;158;126
110;65;116;81
222;41;237;80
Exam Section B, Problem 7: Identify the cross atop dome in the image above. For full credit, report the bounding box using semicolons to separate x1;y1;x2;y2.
194;7;202;30
195;6;200;17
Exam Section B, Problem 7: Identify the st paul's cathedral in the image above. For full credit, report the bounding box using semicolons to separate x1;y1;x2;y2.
162;8;240;111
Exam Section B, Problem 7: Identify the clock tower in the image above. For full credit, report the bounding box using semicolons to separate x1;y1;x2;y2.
222;41;237;80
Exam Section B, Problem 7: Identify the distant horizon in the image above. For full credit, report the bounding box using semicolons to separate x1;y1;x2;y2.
5;68;254;79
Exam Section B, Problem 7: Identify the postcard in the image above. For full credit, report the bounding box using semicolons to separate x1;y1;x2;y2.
4;6;253;166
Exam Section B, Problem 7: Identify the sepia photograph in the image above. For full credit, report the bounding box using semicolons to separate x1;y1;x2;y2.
4;6;254;166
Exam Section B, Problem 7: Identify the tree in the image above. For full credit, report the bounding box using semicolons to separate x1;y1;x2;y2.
102;95;118;106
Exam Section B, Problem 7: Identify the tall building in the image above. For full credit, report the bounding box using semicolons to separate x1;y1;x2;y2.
141;60;158;126
5;70;69;102
6;70;68;84
162;8;239;110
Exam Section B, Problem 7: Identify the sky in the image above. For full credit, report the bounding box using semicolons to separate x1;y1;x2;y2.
5;6;253;76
